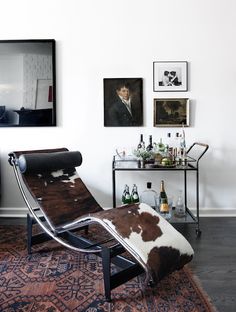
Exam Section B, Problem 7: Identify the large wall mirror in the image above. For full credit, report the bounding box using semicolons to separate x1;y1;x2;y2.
0;39;56;126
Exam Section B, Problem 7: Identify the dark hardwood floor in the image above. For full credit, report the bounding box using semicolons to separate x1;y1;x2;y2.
175;217;236;312
0;217;235;312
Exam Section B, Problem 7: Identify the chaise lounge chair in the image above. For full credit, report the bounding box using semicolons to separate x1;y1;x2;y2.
8;148;194;301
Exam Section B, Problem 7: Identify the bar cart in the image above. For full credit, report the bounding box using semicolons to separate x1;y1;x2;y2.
112;142;209;238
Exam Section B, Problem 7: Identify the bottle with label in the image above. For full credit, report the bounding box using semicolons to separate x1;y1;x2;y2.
131;184;139;203
166;132;173;159
146;135;153;151
137;134;145;149
175;190;186;217
122;184;131;205
180;128;187;165
140;182;158;210
159;180;170;218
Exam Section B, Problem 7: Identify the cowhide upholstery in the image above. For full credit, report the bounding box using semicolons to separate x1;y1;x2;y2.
12;149;194;285
77;204;194;284
104;204;193;283
13;148;102;229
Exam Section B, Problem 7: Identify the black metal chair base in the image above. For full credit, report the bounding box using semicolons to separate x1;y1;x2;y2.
27;213;144;301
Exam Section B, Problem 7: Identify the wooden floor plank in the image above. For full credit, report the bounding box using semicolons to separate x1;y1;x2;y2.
176;217;236;312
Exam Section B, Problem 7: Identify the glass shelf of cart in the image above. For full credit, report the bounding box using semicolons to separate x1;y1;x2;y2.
113;156;197;170
169;208;197;224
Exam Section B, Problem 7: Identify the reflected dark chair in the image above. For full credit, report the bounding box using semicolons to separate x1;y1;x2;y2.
8;148;194;301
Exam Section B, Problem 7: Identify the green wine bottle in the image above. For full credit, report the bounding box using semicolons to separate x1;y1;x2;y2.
122;184;131;204
131;184;139;203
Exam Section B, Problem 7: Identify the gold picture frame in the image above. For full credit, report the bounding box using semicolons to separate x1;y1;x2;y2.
153;98;189;127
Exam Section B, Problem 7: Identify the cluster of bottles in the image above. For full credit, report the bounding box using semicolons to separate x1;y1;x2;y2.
122;181;186;219
136;131;187;166
122;184;140;204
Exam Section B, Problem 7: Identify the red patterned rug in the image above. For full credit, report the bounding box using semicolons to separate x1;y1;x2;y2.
0;225;217;312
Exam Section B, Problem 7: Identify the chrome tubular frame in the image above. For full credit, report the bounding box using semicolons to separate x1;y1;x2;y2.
8;153;148;301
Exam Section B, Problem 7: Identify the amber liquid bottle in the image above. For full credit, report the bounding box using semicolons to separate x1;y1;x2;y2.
159;180;169;213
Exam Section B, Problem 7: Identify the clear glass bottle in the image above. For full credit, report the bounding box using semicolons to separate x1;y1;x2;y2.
140;182;158;210
166;132;174;161
175;190;186;217
172;132;180;165
131;184;139;203
180;128;187;166
166;132;171;150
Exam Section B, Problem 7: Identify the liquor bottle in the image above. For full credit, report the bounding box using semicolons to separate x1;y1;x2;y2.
146;135;153;151
137;134;145;149
166;132;173;158
159;180;169;214
166;132;171;149
131;184;139;203
174;132;181;165
175;190;186;217
175;132;180;143
180;128;187;165
140;182;158;210
122;184;131;204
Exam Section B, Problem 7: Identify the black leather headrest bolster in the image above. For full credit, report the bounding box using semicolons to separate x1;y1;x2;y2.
18;151;82;173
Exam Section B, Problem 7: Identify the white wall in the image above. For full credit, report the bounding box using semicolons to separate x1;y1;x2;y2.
23;54;53;109
0;55;23;110
0;0;236;216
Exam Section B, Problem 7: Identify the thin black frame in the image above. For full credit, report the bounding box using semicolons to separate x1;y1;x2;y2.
153;61;188;92
0;39;56;127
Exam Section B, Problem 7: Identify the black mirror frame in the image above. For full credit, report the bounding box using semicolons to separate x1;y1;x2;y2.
0;39;56;127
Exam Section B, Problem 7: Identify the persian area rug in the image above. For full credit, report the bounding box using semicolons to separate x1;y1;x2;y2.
0;225;217;312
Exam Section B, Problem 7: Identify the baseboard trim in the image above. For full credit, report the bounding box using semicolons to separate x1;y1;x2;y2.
191;208;236;217
0;207;28;218
0;207;236;218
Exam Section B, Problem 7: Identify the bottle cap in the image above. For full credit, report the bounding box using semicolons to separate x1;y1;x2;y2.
147;182;152;189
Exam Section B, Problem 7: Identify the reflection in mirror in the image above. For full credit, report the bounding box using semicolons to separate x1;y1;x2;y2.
0;39;56;126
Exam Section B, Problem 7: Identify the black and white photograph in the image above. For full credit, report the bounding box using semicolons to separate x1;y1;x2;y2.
153;98;189;127
153;61;188;92
104;78;143;127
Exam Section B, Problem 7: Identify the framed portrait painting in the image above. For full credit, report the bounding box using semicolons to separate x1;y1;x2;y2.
153;61;188;92
153;98;189;127
104;78;143;127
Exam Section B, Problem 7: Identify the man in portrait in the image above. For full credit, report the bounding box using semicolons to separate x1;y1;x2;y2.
104;78;143;127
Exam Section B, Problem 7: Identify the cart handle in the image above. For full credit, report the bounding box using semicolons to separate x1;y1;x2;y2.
187;142;209;165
